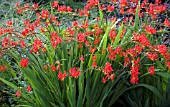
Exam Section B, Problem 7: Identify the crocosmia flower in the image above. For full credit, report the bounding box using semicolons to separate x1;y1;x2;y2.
27;85;32;92
58;71;67;81
20;58;29;68
69;68;81;78
148;66;155;75
15;90;21;97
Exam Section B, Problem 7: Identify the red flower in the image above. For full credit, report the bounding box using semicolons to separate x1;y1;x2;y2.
58;71;67;81
164;18;170;27
157;44;167;55
31;38;42;53
77;33;86;43
17;7;23;14
146;52;158;61
51;64;57;72
145;25;156;34
120;8;124;14
148;66;155;75
134;33;151;47
134;45;142;54
34;18;41;27
67;6;72;12
120;0;128;8
58;5;67;12
72;21;78;27
15;90;21;97
102;77;107;83
52;0;58;8
81;20;88;29
107;5;114;12
0;65;6;72
28;24;35;32
41;10;48;19
51;36;62;48
92;55;97;61
20;58;29;68
21;28;29;36
19;40;26;48
130;66;140;84
32;3;39;10
69;68;81;78
103;62;113;75
109;29;117;39
92;62;97;67
90;46;97;53
166;62;170;70
50;32;62;48
6;20;13;26
80;55;84;62
15;2;19;8
23;19;30;26
24;3;29;10
1;38;9;48
27;85;32;92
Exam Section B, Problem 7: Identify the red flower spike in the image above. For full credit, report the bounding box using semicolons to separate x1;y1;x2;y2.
27;85;32;92
130;65;140;84
146;52;158;61
15;90;21;97
20;58;29;68
58;71;67;81
148;66;155;75
103;62;113;75
69;68;81;78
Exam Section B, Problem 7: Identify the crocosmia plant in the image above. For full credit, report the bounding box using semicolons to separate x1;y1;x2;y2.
0;0;170;106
